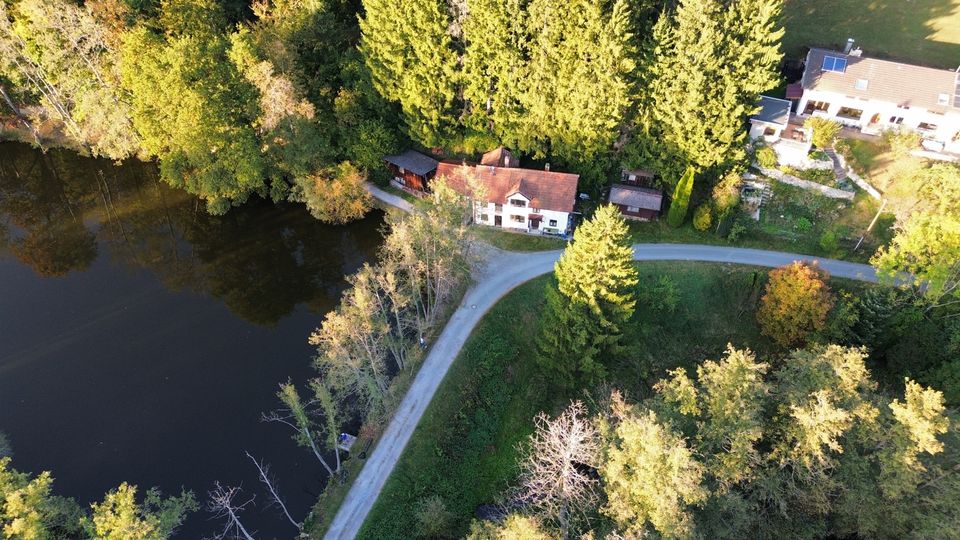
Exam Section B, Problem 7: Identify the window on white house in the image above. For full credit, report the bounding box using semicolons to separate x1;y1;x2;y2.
763;126;777;136
918;122;939;131
938;94;950;105
494;204;503;212
531;207;540;213
510;215;525;223
627;206;640;212
889;116;904;125
510;199;526;207
549;219;557;227
480;214;489;222
855;79;869;90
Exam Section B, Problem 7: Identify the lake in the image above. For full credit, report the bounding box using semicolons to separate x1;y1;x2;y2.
0;142;385;538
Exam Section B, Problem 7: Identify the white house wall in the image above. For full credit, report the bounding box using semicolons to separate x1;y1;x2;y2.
797;89;960;145
473;200;570;234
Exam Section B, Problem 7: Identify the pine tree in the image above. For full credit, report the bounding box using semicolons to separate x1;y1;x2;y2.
460;0;526;143
534;205;638;386
667;166;694;227
635;0;783;175
359;0;458;147
518;0;636;186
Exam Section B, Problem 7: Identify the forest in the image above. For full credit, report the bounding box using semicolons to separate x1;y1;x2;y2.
1;0;784;215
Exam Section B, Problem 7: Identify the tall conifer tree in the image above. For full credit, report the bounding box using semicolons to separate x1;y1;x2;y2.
460;0;526;144
535;205;638;386
359;0;458;146
518;0;636;186
633;0;783;178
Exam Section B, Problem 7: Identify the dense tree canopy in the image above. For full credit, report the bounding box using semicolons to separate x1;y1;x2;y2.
495;345;959;539
0;458;196;540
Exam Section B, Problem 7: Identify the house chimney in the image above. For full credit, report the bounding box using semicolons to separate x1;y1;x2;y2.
849;47;863;57
844;38;855;54
544;163;550;171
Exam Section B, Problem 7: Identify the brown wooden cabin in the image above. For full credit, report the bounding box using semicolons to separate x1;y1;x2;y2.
609;184;663;221
384;150;440;193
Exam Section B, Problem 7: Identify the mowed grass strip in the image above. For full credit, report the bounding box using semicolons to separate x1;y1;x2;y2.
358;262;816;539
782;0;960;68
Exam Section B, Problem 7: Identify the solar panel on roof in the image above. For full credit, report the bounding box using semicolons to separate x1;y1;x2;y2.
822;55;847;73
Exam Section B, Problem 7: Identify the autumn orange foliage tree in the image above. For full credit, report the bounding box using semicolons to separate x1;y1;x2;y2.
757;262;835;347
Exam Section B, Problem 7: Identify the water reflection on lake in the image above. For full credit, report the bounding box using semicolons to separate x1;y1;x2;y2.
0;142;384;538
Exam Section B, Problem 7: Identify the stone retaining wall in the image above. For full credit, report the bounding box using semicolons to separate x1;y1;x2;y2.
754;166;856;200
833;153;883;200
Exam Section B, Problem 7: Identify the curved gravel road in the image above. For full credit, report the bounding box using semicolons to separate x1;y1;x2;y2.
324;240;877;539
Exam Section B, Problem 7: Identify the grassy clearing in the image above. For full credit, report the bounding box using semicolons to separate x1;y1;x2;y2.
359;262;845;539
471;226;568;251
782;0;960;68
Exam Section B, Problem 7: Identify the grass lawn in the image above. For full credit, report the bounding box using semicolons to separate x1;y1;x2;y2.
783;0;960;68
471;226;568;251
359;262;875;539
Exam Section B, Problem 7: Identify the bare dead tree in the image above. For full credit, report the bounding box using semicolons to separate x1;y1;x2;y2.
515;401;600;539
205;482;256;540
244;452;301;531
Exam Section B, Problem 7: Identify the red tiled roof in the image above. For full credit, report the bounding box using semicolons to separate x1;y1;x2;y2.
436;160;579;213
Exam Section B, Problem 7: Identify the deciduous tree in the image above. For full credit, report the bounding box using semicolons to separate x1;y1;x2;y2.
515;401;599;537
757;262;835;348
84;484;197;540
601;394;708;538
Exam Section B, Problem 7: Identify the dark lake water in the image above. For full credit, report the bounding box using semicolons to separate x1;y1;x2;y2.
0;142;385;538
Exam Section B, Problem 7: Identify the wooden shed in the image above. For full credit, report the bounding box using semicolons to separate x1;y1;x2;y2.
609;184;663;221
383;150;440;193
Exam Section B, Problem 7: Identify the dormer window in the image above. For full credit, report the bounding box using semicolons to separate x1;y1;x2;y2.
855;79;869;90
938;93;950;105
510;198;526;207
822;55;847;73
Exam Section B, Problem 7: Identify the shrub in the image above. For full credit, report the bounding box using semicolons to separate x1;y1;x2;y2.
883;128;921;158
755;145;778;168
415;495;453;538
757;262;836;347
641;275;680;313
727;220;747;242
806;117;842;149
819;229;840;253
711;170;742;215
795;216;813;233
693;205;712;231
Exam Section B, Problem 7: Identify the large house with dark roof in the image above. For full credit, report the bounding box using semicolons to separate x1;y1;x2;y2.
795;46;960;153
435;147;578;235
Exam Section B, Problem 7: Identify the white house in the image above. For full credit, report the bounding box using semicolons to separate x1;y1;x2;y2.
436;147;578;235
749;95;814;167
796;46;960;154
